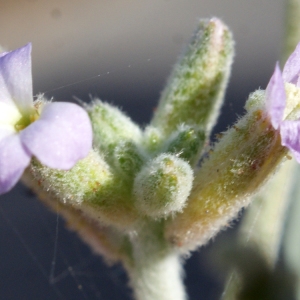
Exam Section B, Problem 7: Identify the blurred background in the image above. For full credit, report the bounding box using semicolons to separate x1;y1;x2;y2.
0;0;286;299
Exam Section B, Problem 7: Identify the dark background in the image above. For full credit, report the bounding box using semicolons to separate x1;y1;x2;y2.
0;1;286;299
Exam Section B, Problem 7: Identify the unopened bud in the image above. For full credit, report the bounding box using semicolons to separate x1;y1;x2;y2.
113;141;146;179
87;100;142;157
30;150;139;229
142;126;164;154
162;125;205;166
151;18;234;137
133;154;193;218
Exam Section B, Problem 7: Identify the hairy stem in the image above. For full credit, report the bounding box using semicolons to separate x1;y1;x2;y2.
125;221;186;300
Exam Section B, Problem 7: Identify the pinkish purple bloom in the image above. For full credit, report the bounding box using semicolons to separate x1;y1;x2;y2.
0;43;92;194
266;42;300;162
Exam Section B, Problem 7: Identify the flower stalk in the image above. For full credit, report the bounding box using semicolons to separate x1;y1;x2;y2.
125;221;186;300
165;92;288;251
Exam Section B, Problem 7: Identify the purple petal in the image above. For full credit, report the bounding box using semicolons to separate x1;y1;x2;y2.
283;42;300;85
20;102;92;170
266;63;286;129
0;134;31;194
0;51;9;58
0;126;15;140
280;120;300;162
0;43;33;114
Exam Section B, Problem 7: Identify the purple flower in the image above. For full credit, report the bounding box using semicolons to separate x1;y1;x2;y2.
266;42;300;162
0;43;92;194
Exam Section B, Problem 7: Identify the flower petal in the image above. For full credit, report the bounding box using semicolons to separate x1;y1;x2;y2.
0;43;33;114
20;102;92;170
0;51;9;58
280;120;300;162
0;102;22;127
283;42;300;85
266;63;286;129
0;126;16;140
0;134;31;194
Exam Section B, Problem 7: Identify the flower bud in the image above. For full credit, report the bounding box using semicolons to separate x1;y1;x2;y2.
133;154;193;218
151;18;234;137
113;141;146;179
162;125;205;166
29;150;140;229
87;100;142;158
142;126;164;154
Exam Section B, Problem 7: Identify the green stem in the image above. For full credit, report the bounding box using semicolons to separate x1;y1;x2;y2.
125;221;186;300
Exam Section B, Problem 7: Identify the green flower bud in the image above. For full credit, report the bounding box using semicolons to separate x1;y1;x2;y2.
133;154;193;218
113;141;147;179
165;91;288;252
87;100;142;158
29;150;139;229
142;126;164;154
162;125;205;166
151;18;234;137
